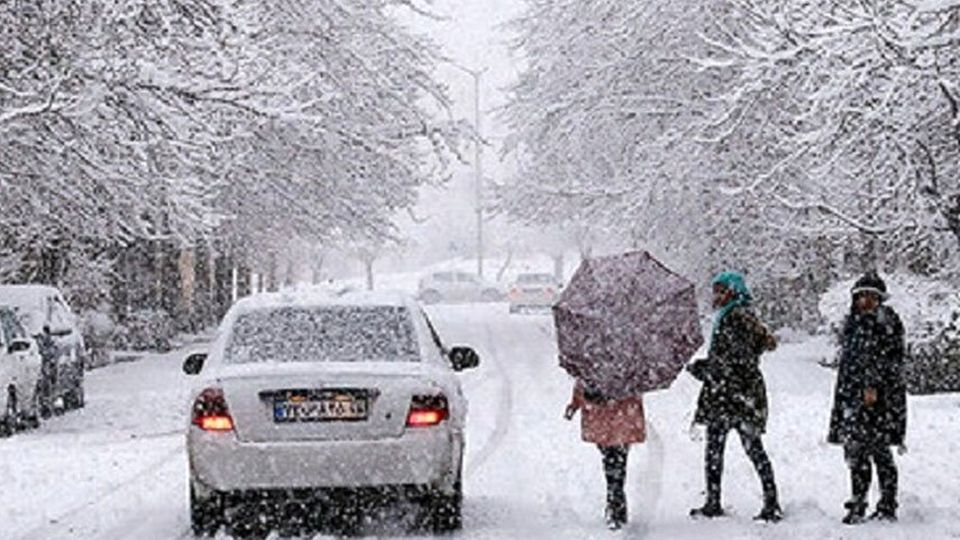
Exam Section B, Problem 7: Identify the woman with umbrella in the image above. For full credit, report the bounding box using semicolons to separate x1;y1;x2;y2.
564;381;645;530
687;271;782;522
554;251;705;531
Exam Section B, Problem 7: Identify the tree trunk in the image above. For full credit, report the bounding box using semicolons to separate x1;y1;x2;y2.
496;248;513;282
213;246;234;320
552;253;565;282
365;258;375;291
236;264;252;299
283;257;295;288
312;250;325;285
177;247;197;331
266;251;278;292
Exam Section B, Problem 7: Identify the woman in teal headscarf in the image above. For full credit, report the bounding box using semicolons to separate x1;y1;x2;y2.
688;271;783;522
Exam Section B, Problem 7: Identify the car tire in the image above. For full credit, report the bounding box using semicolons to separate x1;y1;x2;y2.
21;390;40;430
66;380;85;410
429;481;463;533
421;290;442;304
424;467;463;533
1;386;18;437
37;380;53;419
190;481;224;537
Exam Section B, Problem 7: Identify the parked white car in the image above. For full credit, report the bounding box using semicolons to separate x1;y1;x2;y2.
0;307;43;435
183;291;480;537
0;285;86;413
508;272;562;313
417;271;504;304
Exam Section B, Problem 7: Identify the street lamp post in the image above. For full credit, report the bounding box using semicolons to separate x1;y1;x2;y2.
449;62;488;278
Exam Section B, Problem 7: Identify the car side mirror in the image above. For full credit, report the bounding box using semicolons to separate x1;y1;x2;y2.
8;338;31;354
183;352;208;375
449;346;480;372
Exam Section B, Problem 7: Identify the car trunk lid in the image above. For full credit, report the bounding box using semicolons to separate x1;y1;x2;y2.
217;362;443;443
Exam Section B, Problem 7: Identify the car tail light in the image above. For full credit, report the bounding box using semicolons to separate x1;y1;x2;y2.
407;394;448;428
192;388;235;432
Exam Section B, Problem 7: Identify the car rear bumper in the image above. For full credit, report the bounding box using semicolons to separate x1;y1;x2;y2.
188;427;459;492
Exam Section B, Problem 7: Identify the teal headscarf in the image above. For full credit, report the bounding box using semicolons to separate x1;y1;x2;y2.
711;271;752;335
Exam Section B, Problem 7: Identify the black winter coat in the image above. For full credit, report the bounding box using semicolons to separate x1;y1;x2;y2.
827;305;907;446
691;307;777;432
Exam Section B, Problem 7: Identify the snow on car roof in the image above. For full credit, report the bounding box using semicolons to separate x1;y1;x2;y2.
229;288;420;317
0;284;58;309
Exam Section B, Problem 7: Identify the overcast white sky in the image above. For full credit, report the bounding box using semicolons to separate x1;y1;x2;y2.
393;0;526;266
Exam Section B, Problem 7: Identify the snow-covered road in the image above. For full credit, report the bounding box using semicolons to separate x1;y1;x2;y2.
4;305;960;539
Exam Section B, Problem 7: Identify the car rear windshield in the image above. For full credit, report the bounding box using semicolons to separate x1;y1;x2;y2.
517;274;554;284
226;306;420;364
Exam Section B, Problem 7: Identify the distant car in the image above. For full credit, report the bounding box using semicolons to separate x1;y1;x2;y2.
0;307;43;435
183;291;480;537
417;271;504;304
508;273;561;314
0;285;86;412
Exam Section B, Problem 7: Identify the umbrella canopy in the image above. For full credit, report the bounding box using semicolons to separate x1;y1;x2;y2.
553;251;704;399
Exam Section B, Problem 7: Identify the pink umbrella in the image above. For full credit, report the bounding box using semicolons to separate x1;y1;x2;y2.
553;251;704;399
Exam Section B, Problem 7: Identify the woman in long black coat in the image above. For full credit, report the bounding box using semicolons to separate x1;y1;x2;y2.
828;272;907;524
688;271;781;522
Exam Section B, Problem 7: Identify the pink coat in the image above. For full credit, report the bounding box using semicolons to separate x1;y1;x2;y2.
570;382;646;447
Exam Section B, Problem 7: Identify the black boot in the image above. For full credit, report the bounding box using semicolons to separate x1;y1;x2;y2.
870;497;897;522
690;498;724;519
842;500;867;525
605;503;627;530
754;498;783;523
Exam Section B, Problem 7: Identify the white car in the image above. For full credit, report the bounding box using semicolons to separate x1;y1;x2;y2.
508;273;562;313
0;285;86;412
417;271;504;304
183;291;480;537
0;307;43;435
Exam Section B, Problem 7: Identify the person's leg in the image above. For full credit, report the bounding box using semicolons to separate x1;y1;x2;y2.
706;424;728;507
691;423;727;517
599;445;629;526
737;425;781;520
843;443;871;524
871;445;898;519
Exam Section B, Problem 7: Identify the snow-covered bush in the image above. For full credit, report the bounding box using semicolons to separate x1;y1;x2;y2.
81;308;117;369
818;273;960;343
819;273;960;393
113;309;176;353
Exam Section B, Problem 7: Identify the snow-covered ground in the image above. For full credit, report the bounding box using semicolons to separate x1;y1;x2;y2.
3;305;960;539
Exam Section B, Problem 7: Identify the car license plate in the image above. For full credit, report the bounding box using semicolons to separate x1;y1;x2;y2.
272;390;369;423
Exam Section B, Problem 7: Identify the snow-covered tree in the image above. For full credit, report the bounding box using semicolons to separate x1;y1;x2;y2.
695;0;960;273
499;0;721;276
502;0;959;292
1;0;461;325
